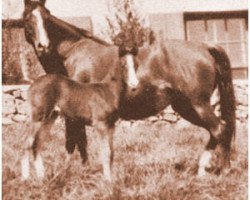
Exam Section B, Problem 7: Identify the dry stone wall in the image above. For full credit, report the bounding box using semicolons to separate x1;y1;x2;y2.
2;81;248;125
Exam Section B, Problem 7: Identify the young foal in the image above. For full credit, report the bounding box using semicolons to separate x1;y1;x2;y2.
21;55;129;182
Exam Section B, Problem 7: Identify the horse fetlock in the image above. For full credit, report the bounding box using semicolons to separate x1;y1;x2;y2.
21;153;30;180
198;150;212;177
34;154;45;179
65;140;76;154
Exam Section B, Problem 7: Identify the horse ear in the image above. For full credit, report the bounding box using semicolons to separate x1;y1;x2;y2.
114;33;124;46
24;0;46;6
40;0;46;5
24;0;31;6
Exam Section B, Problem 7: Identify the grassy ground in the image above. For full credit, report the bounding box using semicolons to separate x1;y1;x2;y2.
2;118;248;200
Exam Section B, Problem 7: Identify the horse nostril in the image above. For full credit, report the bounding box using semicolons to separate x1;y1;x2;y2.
130;87;137;92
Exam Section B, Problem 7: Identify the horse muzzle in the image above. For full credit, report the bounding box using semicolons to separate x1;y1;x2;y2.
35;43;51;55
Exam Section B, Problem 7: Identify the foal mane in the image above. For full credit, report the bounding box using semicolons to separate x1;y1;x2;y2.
47;15;110;46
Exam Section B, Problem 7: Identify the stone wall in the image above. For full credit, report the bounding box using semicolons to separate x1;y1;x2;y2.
2;81;248;125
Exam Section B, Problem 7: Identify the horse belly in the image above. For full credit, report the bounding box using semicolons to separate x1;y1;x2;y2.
120;88;171;120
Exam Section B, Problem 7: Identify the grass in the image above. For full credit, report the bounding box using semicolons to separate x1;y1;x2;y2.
2;119;248;200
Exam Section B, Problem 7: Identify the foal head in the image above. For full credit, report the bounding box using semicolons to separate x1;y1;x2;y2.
23;0;51;55
119;46;140;90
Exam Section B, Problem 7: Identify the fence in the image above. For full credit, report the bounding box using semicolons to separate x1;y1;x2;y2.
2;81;248;125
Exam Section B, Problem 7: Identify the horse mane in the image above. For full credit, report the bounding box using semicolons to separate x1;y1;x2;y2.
48;15;110;46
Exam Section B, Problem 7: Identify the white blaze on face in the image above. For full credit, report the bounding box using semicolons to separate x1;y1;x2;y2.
125;54;139;88
32;9;49;48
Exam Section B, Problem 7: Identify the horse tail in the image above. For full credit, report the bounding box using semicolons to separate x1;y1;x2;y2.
208;45;236;149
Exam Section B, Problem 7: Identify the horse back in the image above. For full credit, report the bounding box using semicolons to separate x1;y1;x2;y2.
62;39;119;83
137;40;217;97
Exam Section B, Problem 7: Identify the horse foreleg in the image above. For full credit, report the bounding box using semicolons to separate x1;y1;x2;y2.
65;118;88;164
96;122;114;182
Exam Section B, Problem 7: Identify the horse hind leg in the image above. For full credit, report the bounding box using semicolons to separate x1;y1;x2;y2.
32;111;58;179
193;103;228;177
65;118;88;164
21;121;42;180
95;121;114;182
171;99;226;176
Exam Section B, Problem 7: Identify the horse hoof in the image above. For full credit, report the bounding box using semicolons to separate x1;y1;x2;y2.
198;168;207;177
21;155;30;180
34;155;45;179
65;142;76;154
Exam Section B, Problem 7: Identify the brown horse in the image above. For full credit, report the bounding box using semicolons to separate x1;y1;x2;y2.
21;52;131;182
119;38;235;176
23;0;235;176
23;0;139;164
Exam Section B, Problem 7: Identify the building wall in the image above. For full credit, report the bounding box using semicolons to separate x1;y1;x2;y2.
148;10;248;79
2;16;92;84
149;13;185;40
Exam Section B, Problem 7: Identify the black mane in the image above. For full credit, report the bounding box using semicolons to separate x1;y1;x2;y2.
47;15;110;46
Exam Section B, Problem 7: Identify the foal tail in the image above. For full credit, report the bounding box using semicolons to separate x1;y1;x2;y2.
208;45;236;149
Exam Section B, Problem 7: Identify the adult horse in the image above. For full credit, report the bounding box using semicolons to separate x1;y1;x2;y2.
23;0;139;164
23;0;235;176
119;38;235;176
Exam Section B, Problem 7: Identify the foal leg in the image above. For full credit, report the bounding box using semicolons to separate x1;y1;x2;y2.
32;112;58;178
96;122;114;182
65;118;88;164
21;121;42;180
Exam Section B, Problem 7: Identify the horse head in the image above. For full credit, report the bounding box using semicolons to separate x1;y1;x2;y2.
23;0;51;56
119;45;140;91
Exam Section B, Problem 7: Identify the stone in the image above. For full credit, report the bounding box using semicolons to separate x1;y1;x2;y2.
176;118;191;129
147;116;160;123
2;117;14;125
12;114;27;122
12;89;21;98
3;94;16;115
121;120;133;128
163;106;176;114
21;90;28;100
237;105;247;111
15;99;30;115
162;113;178;123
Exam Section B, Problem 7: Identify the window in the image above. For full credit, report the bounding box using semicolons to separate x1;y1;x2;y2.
184;11;248;75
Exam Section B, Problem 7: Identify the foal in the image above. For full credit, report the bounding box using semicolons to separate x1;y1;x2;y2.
21;55;129;182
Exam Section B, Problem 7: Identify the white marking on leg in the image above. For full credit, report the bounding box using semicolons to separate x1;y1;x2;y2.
198;150;212;177
100;135;112;182
21;152;30;180
34;154;45;179
126;54;139;88
32;8;49;48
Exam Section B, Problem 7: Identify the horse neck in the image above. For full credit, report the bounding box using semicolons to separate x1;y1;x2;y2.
46;15;110;54
102;65;126;107
46;15;82;48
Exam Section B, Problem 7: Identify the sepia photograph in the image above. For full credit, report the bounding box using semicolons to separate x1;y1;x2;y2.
2;0;248;199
